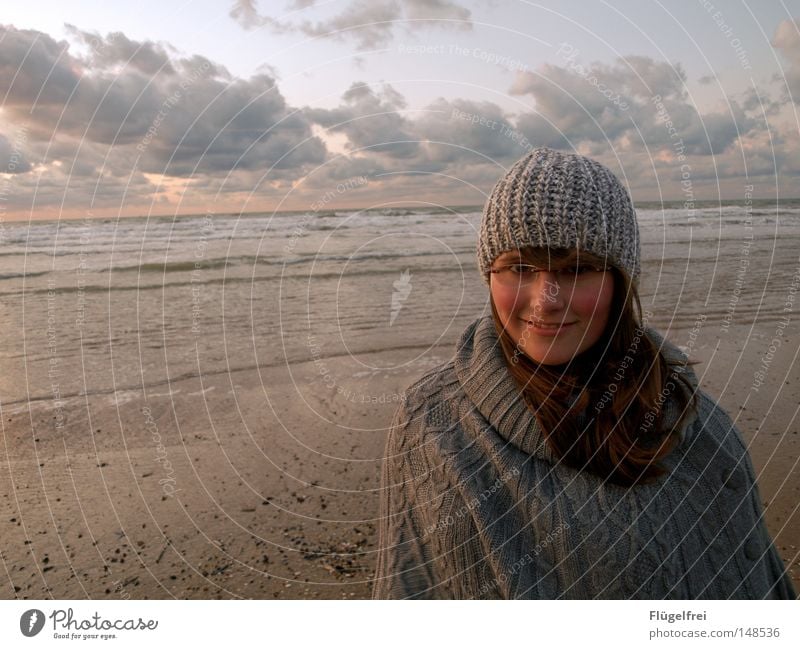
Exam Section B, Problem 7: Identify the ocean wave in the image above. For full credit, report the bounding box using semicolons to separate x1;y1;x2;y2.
0;270;51;280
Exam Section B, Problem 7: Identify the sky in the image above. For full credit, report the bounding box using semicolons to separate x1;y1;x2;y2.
1;0;799;220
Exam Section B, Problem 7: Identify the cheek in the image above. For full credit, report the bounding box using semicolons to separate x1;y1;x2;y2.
572;280;615;326
490;283;524;320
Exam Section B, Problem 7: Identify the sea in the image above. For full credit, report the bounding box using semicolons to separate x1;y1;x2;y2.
1;199;799;410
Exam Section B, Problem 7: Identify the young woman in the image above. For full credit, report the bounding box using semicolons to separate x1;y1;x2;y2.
372;147;796;599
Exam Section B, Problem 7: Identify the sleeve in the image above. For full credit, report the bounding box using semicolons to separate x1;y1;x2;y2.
706;394;797;599
371;399;446;599
739;445;797;599
763;535;797;599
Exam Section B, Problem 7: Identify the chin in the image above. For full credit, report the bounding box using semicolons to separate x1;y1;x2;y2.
518;337;594;367
525;352;572;366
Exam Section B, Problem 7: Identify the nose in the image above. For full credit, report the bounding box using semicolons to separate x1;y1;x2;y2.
528;271;566;313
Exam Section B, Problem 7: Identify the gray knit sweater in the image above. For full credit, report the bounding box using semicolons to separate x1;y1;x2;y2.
372;316;796;599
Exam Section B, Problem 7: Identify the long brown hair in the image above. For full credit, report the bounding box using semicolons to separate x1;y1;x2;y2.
489;247;698;487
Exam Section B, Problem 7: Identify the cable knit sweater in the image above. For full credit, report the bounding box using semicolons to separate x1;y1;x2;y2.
372;315;796;599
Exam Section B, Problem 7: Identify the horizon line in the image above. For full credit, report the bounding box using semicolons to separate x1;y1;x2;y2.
3;196;798;225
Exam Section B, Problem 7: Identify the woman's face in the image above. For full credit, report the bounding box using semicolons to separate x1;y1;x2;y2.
490;249;615;366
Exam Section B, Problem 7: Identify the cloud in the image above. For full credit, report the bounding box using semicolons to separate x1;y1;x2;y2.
64;24;177;75
414;98;528;161
134;73;327;176
297;50;795;207
305;81;419;157
0;24;327;213
298;0;400;50
403;0;471;24
229;0;472;50
509;55;761;156
229;0;264;29
301;87;528;207
2;19;797;216
772;17;800;103
0;132;32;173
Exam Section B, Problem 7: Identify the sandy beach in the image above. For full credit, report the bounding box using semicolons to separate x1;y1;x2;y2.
1;216;798;599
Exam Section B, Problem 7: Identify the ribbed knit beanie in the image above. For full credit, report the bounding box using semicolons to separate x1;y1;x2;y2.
477;147;640;286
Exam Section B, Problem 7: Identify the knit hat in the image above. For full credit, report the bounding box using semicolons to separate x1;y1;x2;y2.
477;147;640;286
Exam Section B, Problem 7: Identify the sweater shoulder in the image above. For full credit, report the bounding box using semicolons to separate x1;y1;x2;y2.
403;359;459;402
688;388;748;458
389;360;461;444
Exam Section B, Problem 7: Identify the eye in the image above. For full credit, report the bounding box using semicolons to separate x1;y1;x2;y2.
509;263;537;274
571;264;604;274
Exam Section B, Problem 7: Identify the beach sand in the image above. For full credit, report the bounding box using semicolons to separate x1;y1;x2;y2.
1;233;798;599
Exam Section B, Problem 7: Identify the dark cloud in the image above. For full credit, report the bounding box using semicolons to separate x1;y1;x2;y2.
64;24;176;75
414;98;527;161
772;17;800;103
740;87;783;116
678;103;756;155
509;56;760;157
294;46;799;207
0;23;328;213
511;56;686;102
305;82;419;158
1;18;797;215
1;25;169;142
0;24;326;174
134;73;327;176
0;26;79;108
229;0;472;50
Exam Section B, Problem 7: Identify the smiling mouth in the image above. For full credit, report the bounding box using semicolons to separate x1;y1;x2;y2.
524;319;576;330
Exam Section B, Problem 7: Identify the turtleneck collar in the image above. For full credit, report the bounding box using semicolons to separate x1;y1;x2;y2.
453;315;700;460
